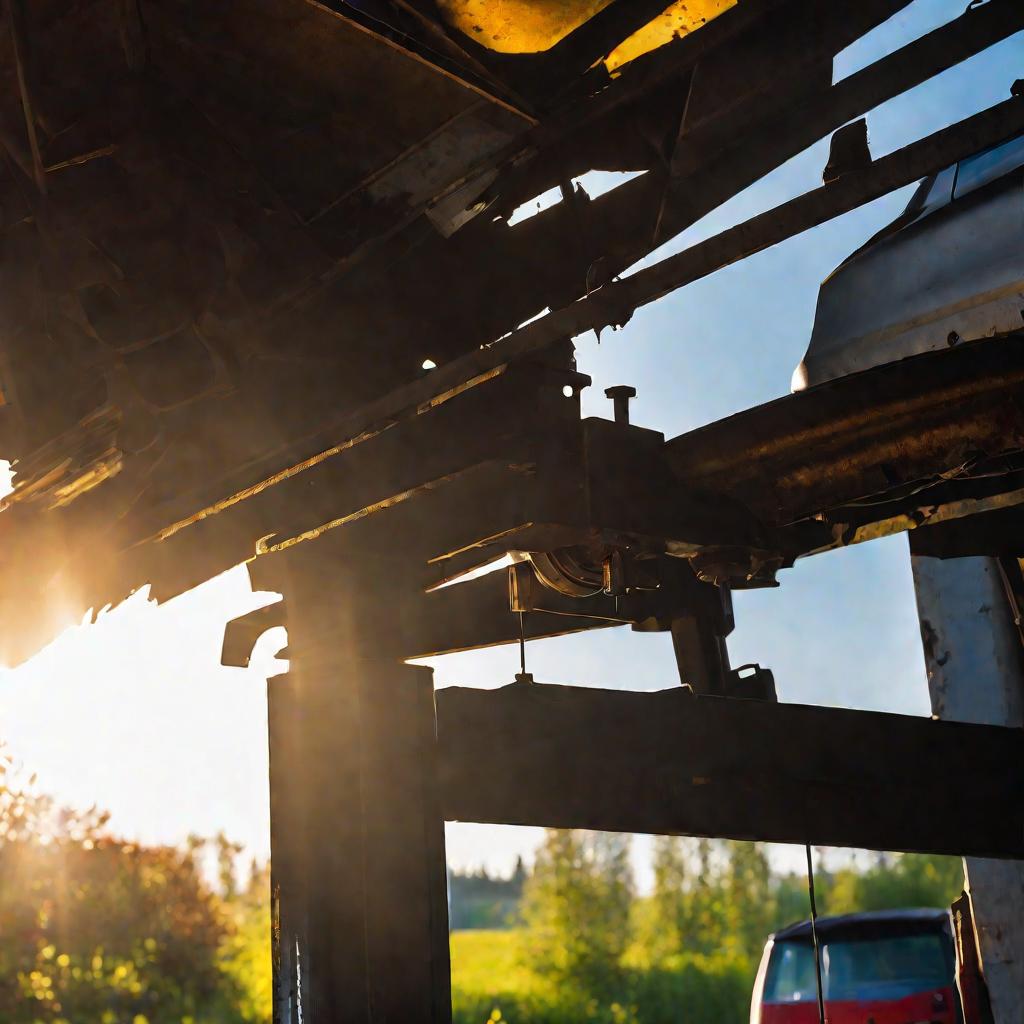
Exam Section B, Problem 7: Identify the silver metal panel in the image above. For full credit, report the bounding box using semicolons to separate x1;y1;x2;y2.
911;553;1024;1023
795;178;1024;389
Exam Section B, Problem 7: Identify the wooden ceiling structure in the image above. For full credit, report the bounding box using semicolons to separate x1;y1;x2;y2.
0;0;1019;655
2;1;1024;1019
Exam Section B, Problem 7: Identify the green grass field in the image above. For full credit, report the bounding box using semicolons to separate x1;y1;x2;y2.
449;929;752;1024
451;930;531;992
450;929;543;1022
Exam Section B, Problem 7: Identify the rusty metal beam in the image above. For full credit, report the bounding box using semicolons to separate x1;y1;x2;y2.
445;97;1024;443
476;0;897;224
667;334;1024;528
436;683;1024;858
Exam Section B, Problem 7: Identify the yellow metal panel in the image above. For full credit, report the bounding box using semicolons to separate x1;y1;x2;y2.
607;0;736;70
436;0;736;69
436;0;612;53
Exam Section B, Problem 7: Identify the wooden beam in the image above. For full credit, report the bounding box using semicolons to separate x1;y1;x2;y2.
669;0;1024;182
542;0;685;80
479;93;1024;359
126;91;1024;561
385;0;533;112
3;0;46;191
479;0;1021;337
532;0;808;141
436;684;1024;858
403;571;623;659
221;568;622;668
359;664;451;1022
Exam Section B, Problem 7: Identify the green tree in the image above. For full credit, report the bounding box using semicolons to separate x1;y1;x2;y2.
724;842;773;960
826;852;963;915
684;838;729;956
215;833;245;902
519;829;634;995
219;862;272;1024
645;836;689;961
646;838;773;963
0;755;249;1023
771;872;813;932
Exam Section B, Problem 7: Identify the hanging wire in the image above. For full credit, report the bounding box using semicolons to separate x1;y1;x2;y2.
805;844;827;1024
518;610;527;676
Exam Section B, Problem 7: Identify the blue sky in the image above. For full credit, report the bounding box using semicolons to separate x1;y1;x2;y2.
1;0;1021;887
434;0;1024;876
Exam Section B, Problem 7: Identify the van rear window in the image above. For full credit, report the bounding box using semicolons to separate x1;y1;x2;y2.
763;941;817;1003
955;133;1024;200
764;931;950;1003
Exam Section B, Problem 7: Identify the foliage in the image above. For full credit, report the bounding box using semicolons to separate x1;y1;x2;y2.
452;831;965;1024
217;861;272;1024
519;830;634;996
637;838;775;965
0;749;964;1024
0;756;264;1024
451;930;750;1024
814;850;964;917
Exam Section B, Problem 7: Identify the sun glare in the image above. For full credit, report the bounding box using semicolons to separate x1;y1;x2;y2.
0;563;280;860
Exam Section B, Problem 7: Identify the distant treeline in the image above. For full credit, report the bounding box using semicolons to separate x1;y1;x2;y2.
449;858;527;930
452;829;966;1024
1;753;964;1024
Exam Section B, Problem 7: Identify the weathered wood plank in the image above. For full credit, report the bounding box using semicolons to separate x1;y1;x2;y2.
436;683;1024;858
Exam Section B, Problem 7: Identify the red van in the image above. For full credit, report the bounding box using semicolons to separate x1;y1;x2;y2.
750;909;959;1024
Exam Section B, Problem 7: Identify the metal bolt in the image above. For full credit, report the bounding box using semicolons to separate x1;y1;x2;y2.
604;385;636;425
602;549;627;597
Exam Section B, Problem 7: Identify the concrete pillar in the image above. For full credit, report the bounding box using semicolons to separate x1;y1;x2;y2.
911;552;1024;1021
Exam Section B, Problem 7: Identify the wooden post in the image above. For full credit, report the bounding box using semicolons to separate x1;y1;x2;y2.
258;550;452;1023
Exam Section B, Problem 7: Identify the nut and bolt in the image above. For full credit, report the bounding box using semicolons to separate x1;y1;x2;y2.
605;385;636;425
